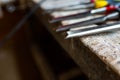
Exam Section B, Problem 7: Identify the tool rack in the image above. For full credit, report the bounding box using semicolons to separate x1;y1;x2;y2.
31;0;120;80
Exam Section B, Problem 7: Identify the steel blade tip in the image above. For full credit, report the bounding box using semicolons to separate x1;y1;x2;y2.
65;35;72;39
56;25;69;32
56;27;64;32
49;19;57;23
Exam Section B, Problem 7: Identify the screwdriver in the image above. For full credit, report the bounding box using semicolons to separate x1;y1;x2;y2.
56;12;119;32
66;21;120;38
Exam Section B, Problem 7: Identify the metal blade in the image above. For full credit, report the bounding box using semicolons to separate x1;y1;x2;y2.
66;22;120;38
62;3;94;10
50;11;90;23
56;12;119;32
50;6;114;23
41;0;91;10
56;16;105;32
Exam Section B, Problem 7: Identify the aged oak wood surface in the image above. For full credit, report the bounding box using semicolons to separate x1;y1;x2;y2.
32;0;120;80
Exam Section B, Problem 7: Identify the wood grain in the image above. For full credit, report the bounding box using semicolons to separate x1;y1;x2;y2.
32;0;120;80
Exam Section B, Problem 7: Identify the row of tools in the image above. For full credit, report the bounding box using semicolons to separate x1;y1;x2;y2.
41;0;120;38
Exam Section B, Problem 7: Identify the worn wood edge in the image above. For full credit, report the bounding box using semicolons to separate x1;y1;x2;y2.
34;10;120;80
80;34;120;75
32;0;120;79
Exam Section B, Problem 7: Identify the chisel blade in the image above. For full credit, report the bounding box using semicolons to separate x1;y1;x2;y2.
50;6;117;23
56;12;119;32
56;16;104;32
41;0;91;10
50;11;91;23
66;21;120;38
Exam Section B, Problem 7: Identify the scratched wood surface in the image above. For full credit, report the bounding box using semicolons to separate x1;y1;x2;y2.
32;0;120;80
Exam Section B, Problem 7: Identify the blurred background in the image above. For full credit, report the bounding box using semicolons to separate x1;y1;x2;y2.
0;0;88;80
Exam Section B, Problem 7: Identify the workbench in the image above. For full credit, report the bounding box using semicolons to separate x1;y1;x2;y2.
32;0;120;80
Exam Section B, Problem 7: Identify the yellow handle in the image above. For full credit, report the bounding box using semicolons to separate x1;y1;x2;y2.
94;0;109;8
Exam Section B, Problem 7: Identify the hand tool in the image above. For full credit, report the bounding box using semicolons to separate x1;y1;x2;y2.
49;0;115;23
56;12;119;32
45;0;109;10
41;0;94;10
66;21;120;38
44;0;109;12
47;3;94;11
50;0;120;23
50;5;117;23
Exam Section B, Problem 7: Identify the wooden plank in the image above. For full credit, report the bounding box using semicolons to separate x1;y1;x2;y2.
32;0;120;80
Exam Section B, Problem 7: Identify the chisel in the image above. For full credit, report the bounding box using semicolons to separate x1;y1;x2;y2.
50;5;117;23
41;0;94;10
49;3;95;11
56;12;119;32
50;0;120;23
66;21;120;38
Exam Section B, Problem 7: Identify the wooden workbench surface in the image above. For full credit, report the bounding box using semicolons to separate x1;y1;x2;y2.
32;0;120;80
